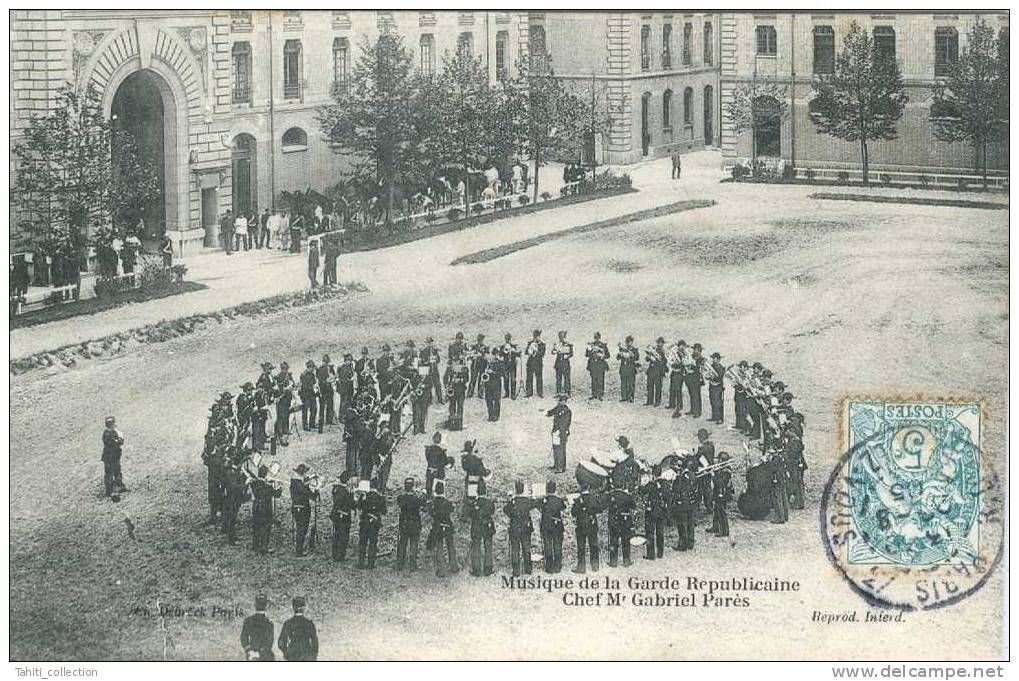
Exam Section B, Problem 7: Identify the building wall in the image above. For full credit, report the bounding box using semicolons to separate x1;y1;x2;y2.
719;12;1009;173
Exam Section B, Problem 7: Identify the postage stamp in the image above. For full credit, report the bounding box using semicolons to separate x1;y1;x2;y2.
820;398;1003;611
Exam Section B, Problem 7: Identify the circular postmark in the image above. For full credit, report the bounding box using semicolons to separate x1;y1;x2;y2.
820;399;1003;610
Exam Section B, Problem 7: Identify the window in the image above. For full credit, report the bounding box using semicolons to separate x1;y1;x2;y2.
703;22;713;65
419;34;434;77
662;24;673;69
282;127;307;149
529;25;548;73
495;31;509;81
230;10;252;31
283;39;302;99
663;89;673;129
873;26;896;65
457;31;474;57
683;87;693;125
813;26;835;74
934;27;958;76
682;22;692;65
756;25;777;56
332;38;350;94
640;25;651;70
231;42;251;103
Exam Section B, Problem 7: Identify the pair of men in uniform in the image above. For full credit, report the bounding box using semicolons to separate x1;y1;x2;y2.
241;595;318;661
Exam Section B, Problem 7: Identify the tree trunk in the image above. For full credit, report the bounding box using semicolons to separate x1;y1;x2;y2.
860;139;869;184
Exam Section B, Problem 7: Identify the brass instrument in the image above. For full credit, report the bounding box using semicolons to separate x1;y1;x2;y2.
480;369;491;384
445;383;455;398
699;358;716;383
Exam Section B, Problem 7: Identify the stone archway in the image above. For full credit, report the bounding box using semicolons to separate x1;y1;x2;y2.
111;70;167;238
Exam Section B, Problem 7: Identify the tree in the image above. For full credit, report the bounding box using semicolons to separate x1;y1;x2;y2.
726;81;788;161
809;22;908;183
317;33;425;221
932;19;1009;187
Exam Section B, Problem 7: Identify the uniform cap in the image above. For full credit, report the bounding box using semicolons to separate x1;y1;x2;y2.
616;435;629;448
292;596;306;610
105;416;116;425
260;362;274;370
426;336;434;343
361;346;369;354
339;470;352;484
710;352;721;359
693;343;703;351
241;381;254;390
656;337;665;344
546;480;557;494
432;431;442;443
555;393;569;402
697;428;709;439
533;329;541;336
305;360;315;368
455;332;464;340
381;343;391;351
280;361;290;370
255;594;268;610
343;353;353;361
294;463;310;475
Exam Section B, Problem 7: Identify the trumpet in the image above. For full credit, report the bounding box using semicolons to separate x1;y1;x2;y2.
445;383;455;398
480;369;492;384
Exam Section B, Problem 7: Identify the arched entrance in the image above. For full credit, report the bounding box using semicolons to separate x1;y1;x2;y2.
752;95;782;158
231;134;257;217
703;85;714;146
640;92;651;156
111;70;174;239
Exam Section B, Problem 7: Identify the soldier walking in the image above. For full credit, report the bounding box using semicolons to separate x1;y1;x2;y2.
240;595;274;661
278;597;318;661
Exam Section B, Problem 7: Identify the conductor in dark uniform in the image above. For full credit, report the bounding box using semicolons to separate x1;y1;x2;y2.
101;416;126;497
585;332;610;400
545;394;572;473
483;349;504;421
468;486;496;576
645;337;667;407
504;481;536;577
538;481;566;573
395;477;424;571
278;597;318;661
524;329;546;398
240;594;274;661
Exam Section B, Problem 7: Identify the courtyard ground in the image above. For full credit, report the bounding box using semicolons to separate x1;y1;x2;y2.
8;151;1008;660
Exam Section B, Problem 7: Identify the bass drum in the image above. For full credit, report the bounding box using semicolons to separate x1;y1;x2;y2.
736;462;772;520
575;460;609;492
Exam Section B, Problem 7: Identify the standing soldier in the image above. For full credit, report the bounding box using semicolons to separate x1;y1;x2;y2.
524;329;546;398
552;330;573;396
467;485;496;577
236;383;256;445
250;466;282;554
446;361;468;431
784;431;807;510
330;472;355;562
460;440;490;519
256;362;276;400
671;461;698;551
606;485;635;568
424;432;453;497
483;348;504;422
410;371;430;435
585;332;610;400
545;394;572;473
290;464;318;557
611;437;641;495
101;417;127;498
317;354;337;427
299;360;319;432
617;336;640;403
641;466;668;560
336;354;357;414
466;334;488;399
376;343;395;401
395;477;424;572
448;331;468;363
504;481;536;577
356;478;387;569
768;451;790;524
278;597;318;661
708;453;734;537
645;337;667;407
202;431;226;525
707;352;726;423
426;481;460;577
538;481;566;574
240;594;274;661
274;362;295;441
695;428;716;511
251;384;270;452
732;360;750;433
500;333;521;399
342;405;362;475
684;343;706;417
667;339;688;415
571;486;606;574
222;461;249;546
420;337;444;404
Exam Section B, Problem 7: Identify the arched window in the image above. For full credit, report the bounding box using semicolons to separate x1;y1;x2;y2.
640;25;652;70
232;42;252;104
756;25;777;56
703;22;713;65
935;27;958;76
663;89;673;129
682;22;692;65
813;26;835;74
683;87;694;126
282;127;308;149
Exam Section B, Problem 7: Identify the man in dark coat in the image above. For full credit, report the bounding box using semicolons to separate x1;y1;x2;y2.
684;343;706;417
671;462;698;551
420;336;444;404
330;473;355;562
572;487;606;573
500;333;521;399
250;466;282;554
524;329;546;398
240;594;274;661
545;394;572;473
427;481;459;577
695;428;716;511
290;464;318;557
610;437;641;495
395;477;424;571
424;432;453;497
641;467;668;559
585;332;610;400
336;354;357;413
538;481;566;573
220;209;234;255
274;362;295;439
468;486;496;576
607;486;635;567
552;330;573;396
504;481;536;577
278;597;318;661
316;354;337;428
617;335;639;403
307;240;320;288
784;432;807;510
483;349;504;421
356;478;387;569
645;337;667;407
707;351;726;423
466;334;488;398
236;383;255;445
299;360;319;432
708;453;734;537
101;416;126;497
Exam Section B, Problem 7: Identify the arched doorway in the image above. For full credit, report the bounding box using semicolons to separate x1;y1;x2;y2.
111;70;167;238
752;95;782;158
231;134;257;217
703;85;714;146
640;92;651;156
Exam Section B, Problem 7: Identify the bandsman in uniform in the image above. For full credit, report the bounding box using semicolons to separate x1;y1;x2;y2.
290;463;318;557
336;353;357;413
399;339;417;368
460;439;490;515
466;334;488;398
585;332;610;400
101;416;127;498
448;331;467;363
274;362;295;441
611;436;641;495
695;428;716;511
316;354;337;427
552;330;573;396
330;472;355;562
376;344;395;401
278;597;318;661
256;362;276;398
299;360;319;432
645;337;667;407
616;336;639;403
768;449;790;524
571;485;606;573
641;466;668;560
356;478;387;569
240;594;274;661
538;481;566;573
251;383;270;452
784;431;807;510
684;343;706;417
607;484;635;568
524;329;546;398
250;465;282;554
468;485;496;576
707;351;726;423
424;432;453;497
395;477;425;571
426;481;460;577
483;348;504;421
410;370;430;435
202;424;226;525
732;360;751;433
667;339;688;414
545;393;572;473
445;361;468;431
222;458;249;546
342;405;363;475
504;481;536;577
236;383;255;445
500;333;521;399
354;346;374;385
746;362;765;440
671;460;698;551
708;453;733;537
420;337;444;404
